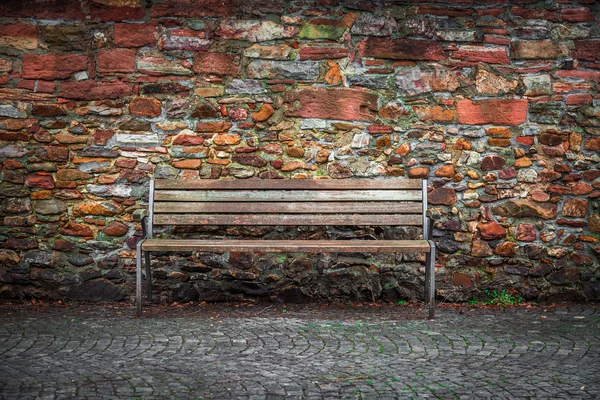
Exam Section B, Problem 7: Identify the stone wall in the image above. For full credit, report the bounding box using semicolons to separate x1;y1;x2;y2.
0;0;599;304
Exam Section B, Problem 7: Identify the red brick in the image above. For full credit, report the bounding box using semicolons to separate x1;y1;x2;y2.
585;137;600;152
192;53;238;76
0;0;85;19
60;221;93;237
22;54;87;80
484;36;511;46
150;0;236;17
89;1;144;21
104;220;128;236
59;81;130;100
478;221;507;240
0;131;29;141
561;7;595;22
97;48;136;75
367;125;393;134
566;94;592;105
516;136;535;145
575;40;600;62
173;135;204;145
285;87;378;122
428;187;457;205
452;273;473;288
16;80;56;94
556;70;600;81
0;24;37;50
114;22;157;47
357;38;445;61
299;46;349;60
129;96;161;117
195;122;232;133
553;82;592;93
25;173;54;189
510;6;558;21
32;104;66;117
418;6;473;17
457;99;528;126
94;129;114;145
453;45;509;64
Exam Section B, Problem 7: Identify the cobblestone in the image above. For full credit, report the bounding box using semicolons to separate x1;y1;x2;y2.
0;304;599;399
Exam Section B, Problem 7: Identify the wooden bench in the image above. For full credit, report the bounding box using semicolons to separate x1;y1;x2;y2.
133;179;436;318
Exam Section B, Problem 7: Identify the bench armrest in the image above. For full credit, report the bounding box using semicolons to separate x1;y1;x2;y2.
133;209;148;221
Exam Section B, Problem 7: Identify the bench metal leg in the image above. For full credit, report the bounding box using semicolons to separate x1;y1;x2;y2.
425;241;436;319
145;251;152;302
136;240;144;318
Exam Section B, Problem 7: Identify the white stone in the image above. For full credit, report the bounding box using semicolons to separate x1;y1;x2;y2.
300;119;328;130
74;71;88;81
113;133;161;146
517;168;538;183
351;132;370;149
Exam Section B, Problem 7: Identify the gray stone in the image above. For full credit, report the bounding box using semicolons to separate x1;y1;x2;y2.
396;68;430;96
247;60;320;80
172;283;199;303
226;79;266;95
77;161;112;173
169;146;208;159
351;14;397;36
69;254;95;267
87;184;144;198
529;102;565;124
154;165;179;179
21;250;59;268
67;278;125;302
523;74;551;96
346;73;390;89
34;199;67;215
0;145;28;158
230;168;255;178
437;30;477;42
0;104;27;118
2;197;32;214
78;147;120;158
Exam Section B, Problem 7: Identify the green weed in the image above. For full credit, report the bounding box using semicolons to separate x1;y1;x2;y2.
467;289;523;308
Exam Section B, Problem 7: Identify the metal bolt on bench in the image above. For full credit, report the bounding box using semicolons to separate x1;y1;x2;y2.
133;179;436;318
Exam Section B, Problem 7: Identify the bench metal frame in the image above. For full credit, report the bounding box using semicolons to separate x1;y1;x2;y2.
135;179;436;318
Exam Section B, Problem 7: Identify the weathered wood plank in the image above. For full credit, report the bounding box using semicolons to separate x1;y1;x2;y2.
153;201;422;214
154;190;422;202
154;214;422;226
142;239;431;253
154;178;423;190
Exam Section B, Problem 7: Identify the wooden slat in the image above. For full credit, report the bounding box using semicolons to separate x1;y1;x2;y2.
142;239;431;253
154;214;422;226
154;178;423;190
153;201;422;214
154;190;422;202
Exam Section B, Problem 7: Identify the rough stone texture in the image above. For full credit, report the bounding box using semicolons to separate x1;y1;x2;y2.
0;0;598;304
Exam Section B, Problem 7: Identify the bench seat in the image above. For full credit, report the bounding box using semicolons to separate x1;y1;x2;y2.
135;178;436;318
141;239;432;253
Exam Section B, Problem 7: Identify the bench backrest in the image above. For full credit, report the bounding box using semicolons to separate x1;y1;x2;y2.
147;179;428;237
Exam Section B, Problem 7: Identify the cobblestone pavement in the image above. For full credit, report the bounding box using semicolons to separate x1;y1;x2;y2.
0;303;599;399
